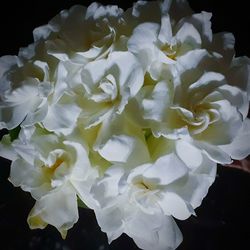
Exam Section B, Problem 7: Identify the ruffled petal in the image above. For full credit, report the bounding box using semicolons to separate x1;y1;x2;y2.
220;118;250;160
28;185;78;239
125;212;182;250
143;153;188;185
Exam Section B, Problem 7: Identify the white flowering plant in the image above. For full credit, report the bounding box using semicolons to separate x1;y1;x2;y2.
0;1;249;250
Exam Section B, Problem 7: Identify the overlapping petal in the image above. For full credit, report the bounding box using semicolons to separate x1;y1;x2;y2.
0;1;249;250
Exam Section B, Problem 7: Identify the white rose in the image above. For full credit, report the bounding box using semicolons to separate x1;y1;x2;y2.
91;152;216;250
8;126;98;238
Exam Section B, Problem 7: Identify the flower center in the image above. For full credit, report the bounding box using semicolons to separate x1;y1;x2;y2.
136;181;150;190
161;43;178;60
91;74;118;104
133;177;156;192
43;158;64;178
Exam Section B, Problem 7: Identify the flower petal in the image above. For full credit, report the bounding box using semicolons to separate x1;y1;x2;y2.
158;15;173;44
42;94;81;135
226;56;250;100
175;139;203;168
220;118;250;160
0;134;17;161
158;192;194;220
125;212;182;250
128;22;159;53
28;185;78;239
176;22;201;47
195;141;232;164
143;153;188;185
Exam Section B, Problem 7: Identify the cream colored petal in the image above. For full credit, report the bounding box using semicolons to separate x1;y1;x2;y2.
220;118;250;160
143;153;188;186
28;185;78;239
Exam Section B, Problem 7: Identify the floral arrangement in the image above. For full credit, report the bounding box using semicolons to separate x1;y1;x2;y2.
0;0;249;249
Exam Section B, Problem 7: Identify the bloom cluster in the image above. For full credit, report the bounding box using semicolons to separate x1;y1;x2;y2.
0;1;250;249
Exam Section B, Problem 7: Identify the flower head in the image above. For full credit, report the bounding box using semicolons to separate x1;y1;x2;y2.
8;127;98;237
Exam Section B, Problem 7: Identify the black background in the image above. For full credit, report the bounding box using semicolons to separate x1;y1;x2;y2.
1;1;250;249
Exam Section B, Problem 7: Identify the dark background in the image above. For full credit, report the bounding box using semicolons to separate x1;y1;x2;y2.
1;0;250;249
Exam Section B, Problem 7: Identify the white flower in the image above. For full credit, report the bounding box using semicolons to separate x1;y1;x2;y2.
91;152;216;250
127;0;236;80
79;51;144;128
0;56;81;134
8;126;98;237
0;1;249;249
0;58;51;130
135;50;249;164
34;4;129;63
127;8;211;71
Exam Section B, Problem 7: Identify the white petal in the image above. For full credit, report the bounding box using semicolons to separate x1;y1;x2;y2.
194;99;242;145
170;155;217;209
142;81;172;122
94;206;124;243
177;49;208;72
158;192;194;220
0;78;41;129
0;55;18;79
220;118;250;160
95;115;150;166
97;134;136;163
175;140;203;168
188;71;225;92
81;59;106;89
195;141;232;164
33;24;52;41
91;166;124;208
22;101;48;127
226;56;250;100
86;2;123;19
218;84;248;119
176;22;201;46
84;106;113;129
0;134;17;161
128;22;159;53
125;212;182;250
12;138;36;166
181;11;212;43
143;153;188;185
9;158;47;199
28;185;78;239
43;94;81;135
108;52;144;97
158;15;173;44
65;141;98;208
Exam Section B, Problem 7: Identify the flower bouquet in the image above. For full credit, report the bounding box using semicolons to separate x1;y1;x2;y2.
0;1;249;249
